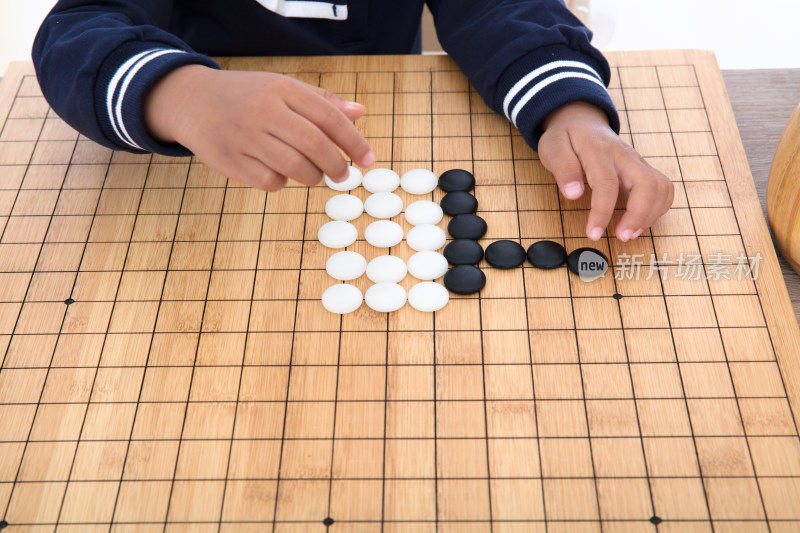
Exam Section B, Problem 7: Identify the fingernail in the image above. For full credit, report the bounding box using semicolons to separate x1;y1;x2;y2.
563;182;583;199
620;229;633;242
362;150;375;167
345;101;364;112
631;229;643;239
589;227;603;241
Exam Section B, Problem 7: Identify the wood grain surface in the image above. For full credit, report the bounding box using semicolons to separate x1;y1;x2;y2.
723;69;800;321
1;52;800;532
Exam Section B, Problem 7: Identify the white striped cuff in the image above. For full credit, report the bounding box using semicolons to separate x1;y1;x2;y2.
502;60;607;127
105;48;186;150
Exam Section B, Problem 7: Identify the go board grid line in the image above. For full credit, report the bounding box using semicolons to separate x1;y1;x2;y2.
324;69;346;530
5;518;800;527
378;70;395;531
0;184;752;198
269;157;311;532
552;123;605;528
324;75;348;525
430;68;441;532
7;473;800;484
5;436;800;445
601;232;658;521
0;230;761;247
508;103;550;531
324;311;344;527
1;360;791;372
2;394;796;407
1;123;78;521
0;326;785;336
380;296;389;532
659;65;773;526
103;161;191;529
2;298;769;308
468;76;496;532
215;172;267;530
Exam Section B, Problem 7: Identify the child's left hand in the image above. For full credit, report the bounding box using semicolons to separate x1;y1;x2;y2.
537;101;674;242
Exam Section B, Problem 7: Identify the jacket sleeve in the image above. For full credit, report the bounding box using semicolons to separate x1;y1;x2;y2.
32;0;220;156
427;0;619;152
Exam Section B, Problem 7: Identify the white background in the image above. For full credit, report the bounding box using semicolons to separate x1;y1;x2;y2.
2;0;800;75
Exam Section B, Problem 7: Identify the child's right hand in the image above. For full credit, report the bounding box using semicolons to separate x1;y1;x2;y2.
144;65;374;190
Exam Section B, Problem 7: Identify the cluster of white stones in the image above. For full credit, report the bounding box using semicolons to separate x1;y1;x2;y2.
318;167;450;314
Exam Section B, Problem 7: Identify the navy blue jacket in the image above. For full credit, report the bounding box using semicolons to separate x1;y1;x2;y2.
32;0;619;156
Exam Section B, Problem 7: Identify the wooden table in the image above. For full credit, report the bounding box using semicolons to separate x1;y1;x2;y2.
723;69;800;323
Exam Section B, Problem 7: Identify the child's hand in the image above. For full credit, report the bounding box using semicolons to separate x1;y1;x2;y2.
144;65;374;191
538;101;674;242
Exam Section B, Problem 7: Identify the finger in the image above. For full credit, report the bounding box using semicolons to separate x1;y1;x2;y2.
250;133;324;187
660;177;676;215
538;131;585;200
271;111;350;182
340;102;365;122
584;161;620;241
221;152;288;192
615;175;660;241
288;89;374;168
308;85;365;121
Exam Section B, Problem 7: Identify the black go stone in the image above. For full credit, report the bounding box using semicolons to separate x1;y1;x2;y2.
447;214;487;240
438;169;475;192
323;517;335;527
444;265;486;295
526;240;567;269
440;191;478;216
443;239;484;265
567;247;609;279
484;240;526;269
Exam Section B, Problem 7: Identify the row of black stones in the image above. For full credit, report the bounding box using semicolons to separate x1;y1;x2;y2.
438;170;612;295
438;170;488;295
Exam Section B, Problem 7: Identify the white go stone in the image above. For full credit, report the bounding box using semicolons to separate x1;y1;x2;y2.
318;220;357;249
365;220;403;248
321;284;363;314
326;251;367;281
406;224;446;251
364;192;403;219
408;282;449;312
362;168;400;193
325;166;363;191
325;194;364;221
407;251;448;280
400;168;438;195
365;282;407;313
404;200;443;226
366;255;407;283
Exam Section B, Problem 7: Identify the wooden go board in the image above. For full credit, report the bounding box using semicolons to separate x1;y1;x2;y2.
1;50;800;532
